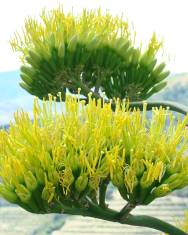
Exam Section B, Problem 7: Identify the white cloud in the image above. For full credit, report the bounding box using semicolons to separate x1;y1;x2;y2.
0;0;188;72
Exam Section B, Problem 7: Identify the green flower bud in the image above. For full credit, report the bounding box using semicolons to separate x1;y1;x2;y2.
42;182;55;203
152;62;166;76
163;173;180;184
15;184;32;203
60;168;75;194
67;35;78;52
49;34;56;48
143;184;171;205
47;168;59;184
24;171;38;191
163;173;184;190
140;172;153;189
0;185;18;203
35;168;45;185
124;168;138;194
134;161;145;178
111;168;124;188
88;174;100;191
177;175;188;189
151;184;171;198
86;35;101;51
58;42;65;58
166;163;182;175
75;175;88;193
168;178;183;190
132;48;140;65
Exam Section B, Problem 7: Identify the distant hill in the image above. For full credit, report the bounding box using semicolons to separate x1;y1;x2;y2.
150;73;188;106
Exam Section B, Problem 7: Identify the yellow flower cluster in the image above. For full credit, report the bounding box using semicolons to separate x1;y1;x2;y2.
0;94;188;213
10;7;130;62
10;7;168;101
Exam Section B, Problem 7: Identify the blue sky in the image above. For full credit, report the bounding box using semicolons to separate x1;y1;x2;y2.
0;70;33;125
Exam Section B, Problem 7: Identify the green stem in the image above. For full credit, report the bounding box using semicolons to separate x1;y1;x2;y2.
99;179;109;208
85;197;187;234
72;77;101;100
117;202;136;221
128;101;188;115
124;214;187;235
82;98;188;116
88;204;187;235
86;197;118;220
59;198;187;235
91;208;187;235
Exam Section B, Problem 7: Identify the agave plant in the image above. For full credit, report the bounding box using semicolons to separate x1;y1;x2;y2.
4;6;188;235
10;7;170;101
0;93;188;234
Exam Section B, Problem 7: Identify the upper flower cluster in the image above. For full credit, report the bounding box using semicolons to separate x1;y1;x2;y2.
10;7;169;101
0;94;188;213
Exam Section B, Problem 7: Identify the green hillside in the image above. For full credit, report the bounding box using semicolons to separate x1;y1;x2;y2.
151;73;188;106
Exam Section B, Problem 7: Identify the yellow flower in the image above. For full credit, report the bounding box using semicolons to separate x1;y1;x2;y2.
0;94;188;212
10;7;168;101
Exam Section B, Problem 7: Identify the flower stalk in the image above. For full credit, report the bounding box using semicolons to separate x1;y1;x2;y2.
99;178;109;208
54;198;187;235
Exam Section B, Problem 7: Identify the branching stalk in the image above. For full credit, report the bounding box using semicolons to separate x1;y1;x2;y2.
81;93;188;116
118;202;136;221
61;200;187;235
99;179;109;208
128;101;188;115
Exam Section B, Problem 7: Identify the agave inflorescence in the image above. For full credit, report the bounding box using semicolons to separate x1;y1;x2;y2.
0;93;188;215
5;6;188;235
10;7;169;101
